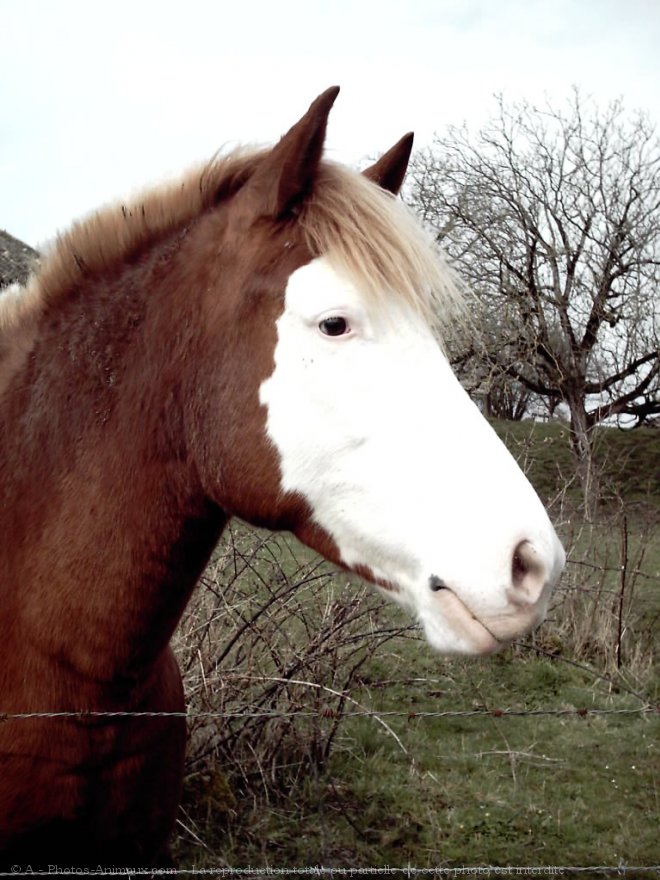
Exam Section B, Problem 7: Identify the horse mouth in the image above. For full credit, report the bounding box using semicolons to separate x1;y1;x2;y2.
431;587;502;655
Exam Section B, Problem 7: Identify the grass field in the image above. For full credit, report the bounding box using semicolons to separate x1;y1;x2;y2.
171;422;659;877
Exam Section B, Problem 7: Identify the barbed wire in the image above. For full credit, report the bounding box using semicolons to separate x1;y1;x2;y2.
0;705;656;722
566;556;659;581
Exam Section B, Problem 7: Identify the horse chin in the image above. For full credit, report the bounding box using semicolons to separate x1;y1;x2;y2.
419;586;552;656
419;587;504;656
372;578;501;657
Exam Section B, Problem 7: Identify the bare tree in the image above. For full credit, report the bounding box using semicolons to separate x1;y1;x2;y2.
409;92;660;511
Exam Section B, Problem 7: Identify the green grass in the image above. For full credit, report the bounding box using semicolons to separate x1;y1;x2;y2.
175;633;659;872
171;420;660;875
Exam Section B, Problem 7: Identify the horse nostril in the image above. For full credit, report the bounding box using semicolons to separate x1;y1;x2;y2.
511;540;546;604
429;575;448;592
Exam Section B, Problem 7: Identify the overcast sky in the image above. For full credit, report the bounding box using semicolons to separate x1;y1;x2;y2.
2;0;659;248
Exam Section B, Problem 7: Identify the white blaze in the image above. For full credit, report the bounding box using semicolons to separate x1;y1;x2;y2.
260;257;565;655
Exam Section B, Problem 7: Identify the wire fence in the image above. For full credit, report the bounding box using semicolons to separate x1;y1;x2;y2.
0;705;656;722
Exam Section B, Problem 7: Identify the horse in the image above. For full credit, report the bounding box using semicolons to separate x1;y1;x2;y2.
0;87;565;869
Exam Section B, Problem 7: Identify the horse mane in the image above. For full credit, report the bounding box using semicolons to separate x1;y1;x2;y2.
0;149;462;336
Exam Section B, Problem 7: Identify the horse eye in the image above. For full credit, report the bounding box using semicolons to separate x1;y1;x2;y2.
319;316;349;337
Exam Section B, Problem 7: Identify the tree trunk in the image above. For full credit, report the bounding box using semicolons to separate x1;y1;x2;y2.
566;396;598;518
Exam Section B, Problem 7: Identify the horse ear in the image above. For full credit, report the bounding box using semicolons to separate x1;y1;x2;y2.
362;132;414;195
237;86;340;221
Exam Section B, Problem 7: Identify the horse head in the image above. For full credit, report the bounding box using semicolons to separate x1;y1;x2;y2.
188;87;565;655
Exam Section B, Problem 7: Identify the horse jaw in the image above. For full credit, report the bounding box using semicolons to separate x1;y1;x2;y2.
259;257;565;656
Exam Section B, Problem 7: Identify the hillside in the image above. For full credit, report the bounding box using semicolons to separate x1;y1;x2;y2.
490;418;660;510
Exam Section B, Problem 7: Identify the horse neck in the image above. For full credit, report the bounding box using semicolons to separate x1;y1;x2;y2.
0;237;227;687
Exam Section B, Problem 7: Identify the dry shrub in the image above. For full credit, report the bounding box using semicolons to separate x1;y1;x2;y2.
540;497;658;683
172;522;406;802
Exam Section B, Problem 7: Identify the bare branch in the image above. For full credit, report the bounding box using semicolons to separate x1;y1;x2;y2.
407;91;660;503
